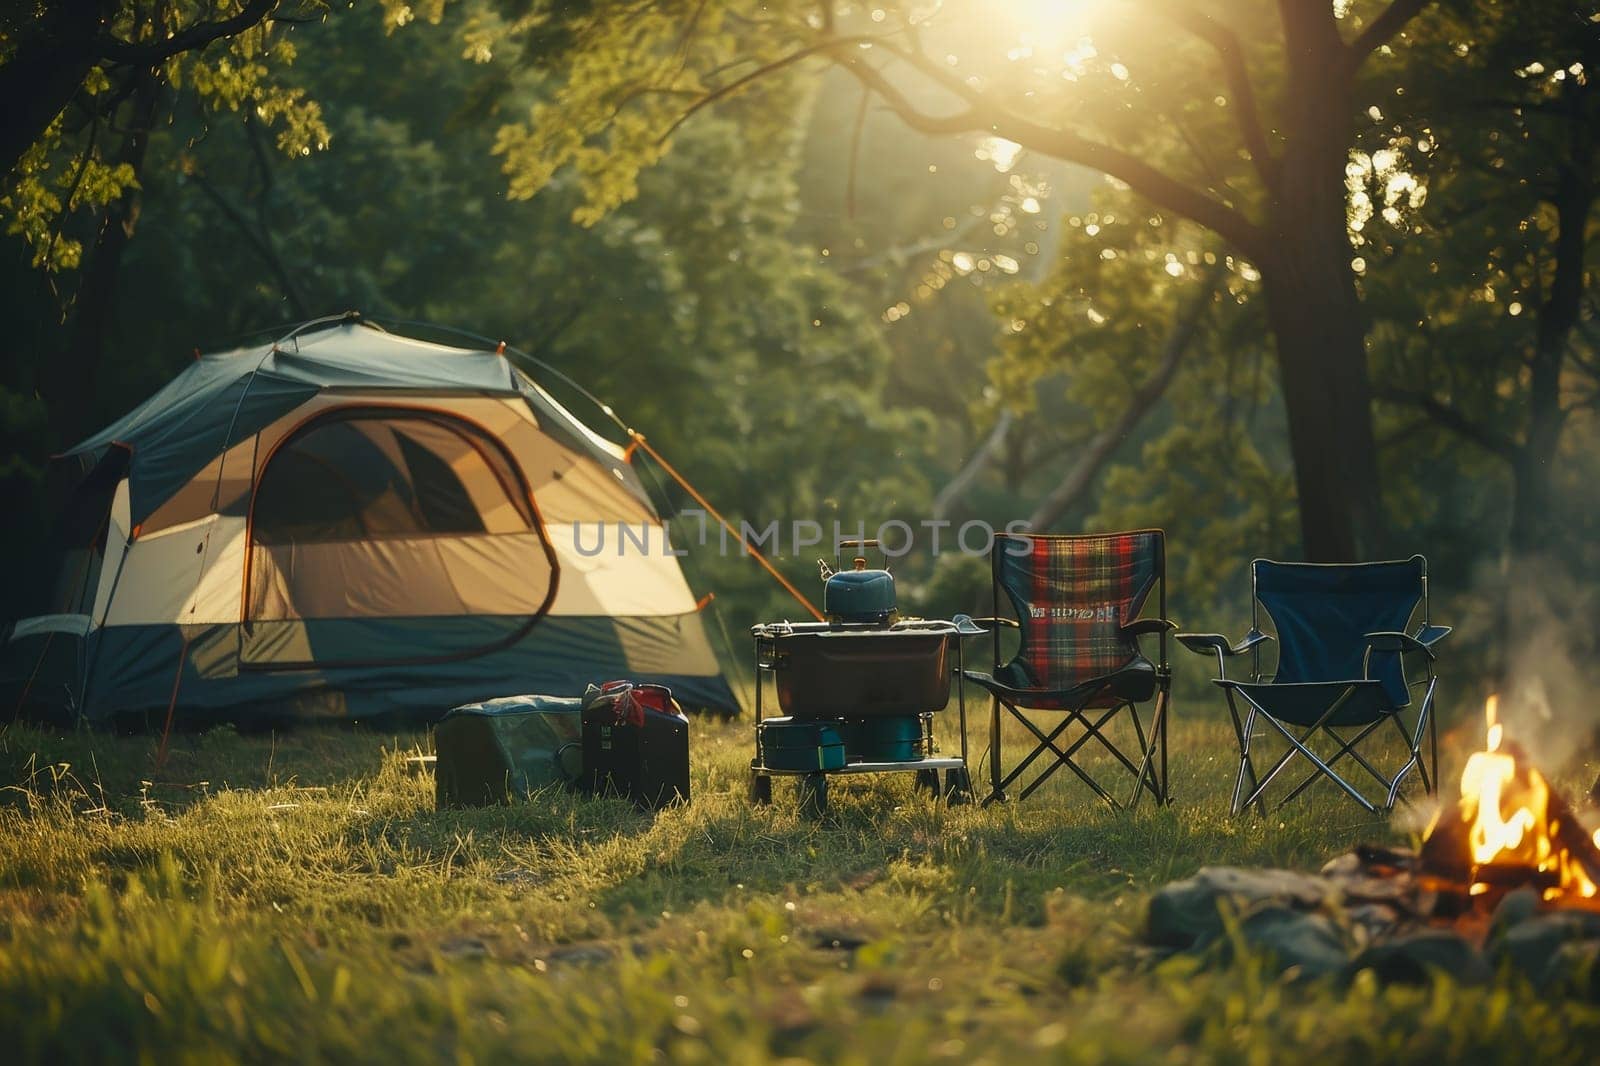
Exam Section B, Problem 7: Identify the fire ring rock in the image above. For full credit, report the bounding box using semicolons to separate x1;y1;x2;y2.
1490;910;1600;989
1234;907;1349;980
1347;929;1491;986
1147;853;1600;991
1146;866;1337;951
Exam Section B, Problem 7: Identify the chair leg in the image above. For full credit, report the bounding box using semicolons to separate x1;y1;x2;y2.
1160;686;1170;805
1234;689;1340;812
1384;679;1437;811
1017;700;1167;809
995;700;1125;807
984;687;1166;809
1020;740;1117;805
1004;707;1107;803
989;698;1069;802
1256;704;1430;816
1238;695;1378;815
1420;677;1438;796
1225;693;1261;816
1124;700;1167;811
1125;702;1150;811
1129;685;1170;809
1076;710;1148;785
1277;719;1387;808
1385;760;1417;812
1428;683;1439;796
988;694;1004;804
1402;716;1431;796
1344;733;1397;793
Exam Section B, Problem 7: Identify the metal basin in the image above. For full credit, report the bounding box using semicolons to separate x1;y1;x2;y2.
758;626;952;717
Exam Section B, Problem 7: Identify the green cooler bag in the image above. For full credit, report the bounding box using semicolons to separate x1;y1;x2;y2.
435;695;585;808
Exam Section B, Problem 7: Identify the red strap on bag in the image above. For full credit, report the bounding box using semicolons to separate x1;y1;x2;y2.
591;680;680;727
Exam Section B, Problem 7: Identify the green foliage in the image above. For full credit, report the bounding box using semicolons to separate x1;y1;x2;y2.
488;0;811;224
2;113;138;272
0;2;361;275
983;194;1294;608
480;0;1288;231
1362;3;1599;439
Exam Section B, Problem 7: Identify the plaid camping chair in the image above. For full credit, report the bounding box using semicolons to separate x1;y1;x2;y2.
1178;556;1449;816
962;530;1174;808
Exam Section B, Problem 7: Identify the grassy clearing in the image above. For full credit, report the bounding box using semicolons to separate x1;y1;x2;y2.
0;703;1596;1064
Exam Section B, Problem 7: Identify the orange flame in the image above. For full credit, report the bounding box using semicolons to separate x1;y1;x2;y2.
1457;695;1598;901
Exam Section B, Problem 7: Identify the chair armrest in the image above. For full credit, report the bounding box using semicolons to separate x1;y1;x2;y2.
1364;630;1437;661
1176;629;1272;657
1414;624;1451;648
1176;632;1227;656
1121;618;1178;638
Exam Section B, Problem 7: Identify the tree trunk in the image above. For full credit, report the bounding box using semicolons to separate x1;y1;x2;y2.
41;69;163;447
1258;245;1383;562
1509;407;1563;558
1508;74;1593;558
1258;4;1385;562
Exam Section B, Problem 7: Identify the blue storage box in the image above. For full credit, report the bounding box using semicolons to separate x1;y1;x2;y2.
759;716;846;771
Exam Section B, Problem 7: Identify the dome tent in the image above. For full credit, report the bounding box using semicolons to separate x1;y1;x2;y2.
4;316;738;726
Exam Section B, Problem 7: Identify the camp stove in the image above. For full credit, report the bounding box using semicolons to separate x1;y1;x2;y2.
748;539;974;815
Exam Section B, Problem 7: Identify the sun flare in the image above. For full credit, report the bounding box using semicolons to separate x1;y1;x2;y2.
992;0;1108;52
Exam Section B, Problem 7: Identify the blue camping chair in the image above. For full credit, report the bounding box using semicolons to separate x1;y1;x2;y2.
1178;557;1448;815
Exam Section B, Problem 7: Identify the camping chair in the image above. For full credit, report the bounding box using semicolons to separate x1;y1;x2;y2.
962;530;1174;808
1178;556;1448;816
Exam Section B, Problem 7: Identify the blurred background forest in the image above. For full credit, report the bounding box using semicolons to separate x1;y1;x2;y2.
2;0;1598;709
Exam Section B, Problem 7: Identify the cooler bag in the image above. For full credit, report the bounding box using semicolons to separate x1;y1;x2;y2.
434;694;584;808
581;681;691;810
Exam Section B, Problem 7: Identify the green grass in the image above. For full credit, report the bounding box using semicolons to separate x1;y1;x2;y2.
0;708;1596;1064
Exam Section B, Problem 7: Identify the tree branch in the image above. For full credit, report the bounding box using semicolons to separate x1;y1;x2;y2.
839;44;1268;258
40;112;102;275
1376;387;1519;461
97;0;278;66
1028;262;1223;531
844;85;869;219
932;411;1014;522
656;34;873;145
835;213;992;276
661;28;1267;257
1170;111;1245;207
1346;0;1432;67
189;167;308;318
1151;5;1278;190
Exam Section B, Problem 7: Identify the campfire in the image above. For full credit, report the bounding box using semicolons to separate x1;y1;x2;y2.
1148;694;1600;987
1419;696;1600;911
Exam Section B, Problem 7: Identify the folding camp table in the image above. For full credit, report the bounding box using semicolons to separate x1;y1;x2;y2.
747;618;974;817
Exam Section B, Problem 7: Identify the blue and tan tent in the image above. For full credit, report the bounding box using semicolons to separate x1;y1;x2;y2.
4;317;738;726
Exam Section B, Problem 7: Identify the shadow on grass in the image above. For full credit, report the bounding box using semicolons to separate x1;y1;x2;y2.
0;722;430;816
